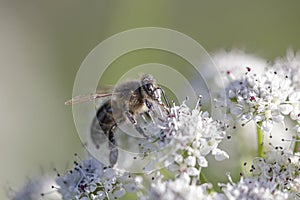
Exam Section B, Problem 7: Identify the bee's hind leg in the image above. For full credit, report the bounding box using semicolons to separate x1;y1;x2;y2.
108;125;118;167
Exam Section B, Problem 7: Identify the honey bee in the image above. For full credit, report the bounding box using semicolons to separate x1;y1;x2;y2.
65;74;170;167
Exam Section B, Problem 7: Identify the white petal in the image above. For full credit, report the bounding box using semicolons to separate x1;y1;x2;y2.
296;126;300;133
113;188;126;198
185;156;196;167
197;156;208;167
253;115;263;122
103;168;115;179
261;120;273;133
289;92;300;101
124;183;137;193
212;148;229;161
180;172;191;184
186;167;199;176
279;104;293;115
272;115;284;123
228;90;236;98
174;154;183;164
230;105;243;115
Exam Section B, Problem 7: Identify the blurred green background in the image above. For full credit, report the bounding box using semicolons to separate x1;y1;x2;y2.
1;0;300;199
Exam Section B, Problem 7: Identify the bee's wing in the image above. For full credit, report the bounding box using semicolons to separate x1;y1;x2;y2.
64;93;114;105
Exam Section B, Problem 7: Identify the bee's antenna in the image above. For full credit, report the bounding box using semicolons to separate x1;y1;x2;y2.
158;87;170;108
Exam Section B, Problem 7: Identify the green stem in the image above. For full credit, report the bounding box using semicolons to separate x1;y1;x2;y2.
199;170;218;192
293;135;300;154
256;122;264;158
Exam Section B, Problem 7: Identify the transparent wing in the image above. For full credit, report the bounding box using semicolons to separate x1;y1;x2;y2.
65;93;115;105
65;85;119;105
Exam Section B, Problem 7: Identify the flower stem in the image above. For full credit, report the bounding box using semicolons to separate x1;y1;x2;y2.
256;122;264;158
200;171;218;192
200;171;208;184
293;135;300;153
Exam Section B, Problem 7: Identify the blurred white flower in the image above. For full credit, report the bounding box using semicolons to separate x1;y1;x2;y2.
273;49;300;89
141;173;221;200
201;49;268;89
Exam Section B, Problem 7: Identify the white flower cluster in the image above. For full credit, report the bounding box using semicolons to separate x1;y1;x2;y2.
217;65;299;134
273;50;300;136
55;157;137;200
220;149;300;200
139;100;228;177
249;150;300;194
140;173;222;200
220;176;290;200
216;50;300;135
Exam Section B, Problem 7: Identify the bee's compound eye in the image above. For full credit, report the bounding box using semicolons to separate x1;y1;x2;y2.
145;83;154;93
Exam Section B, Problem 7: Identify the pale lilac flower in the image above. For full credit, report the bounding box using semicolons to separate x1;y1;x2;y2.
9;175;61;200
56;157;137;199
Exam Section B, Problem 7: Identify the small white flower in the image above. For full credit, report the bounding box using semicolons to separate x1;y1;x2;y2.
186;167;199;176
197;156;208;167
185;156;196;167
261;120;273;134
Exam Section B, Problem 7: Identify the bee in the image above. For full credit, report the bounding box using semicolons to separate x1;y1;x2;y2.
65;74;170;167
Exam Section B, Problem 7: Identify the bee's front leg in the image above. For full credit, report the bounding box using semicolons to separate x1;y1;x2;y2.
145;99;153;110
125;111;148;138
144;99;167;123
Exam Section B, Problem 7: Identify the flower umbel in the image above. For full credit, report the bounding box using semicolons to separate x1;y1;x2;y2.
217;66;297;134
139;99;229;178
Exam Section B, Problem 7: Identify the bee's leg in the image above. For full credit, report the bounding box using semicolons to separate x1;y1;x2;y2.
139;99;155;123
157;87;171;108
125;111;148;138
144;99;166;123
140;113;148;124
125;111;137;124
108;124;118;167
145;99;153;110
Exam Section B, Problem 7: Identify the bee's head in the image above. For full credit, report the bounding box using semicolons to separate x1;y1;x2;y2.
141;74;161;101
